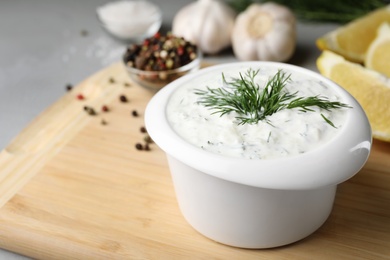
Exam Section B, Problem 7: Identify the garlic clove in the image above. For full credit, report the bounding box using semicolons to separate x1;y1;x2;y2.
231;2;296;62
172;0;236;54
266;27;295;61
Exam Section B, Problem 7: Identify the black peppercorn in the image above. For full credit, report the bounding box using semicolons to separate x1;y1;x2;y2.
135;143;143;150
83;106;96;116
119;95;128;102
132;110;139;117
66;84;73;91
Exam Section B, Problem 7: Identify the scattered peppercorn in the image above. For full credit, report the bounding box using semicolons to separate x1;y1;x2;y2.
88;109;96;116
66;84;73;91
135;143;143;150
132;110;139;117
119;95;128;103
124;82;131;87
77;94;85;100
81;29;88;37
140;126;147;133
101;119;107;125
109;77;115;84
144;143;151;151
102;105;109;112
144;135;153;144
83;106;97;115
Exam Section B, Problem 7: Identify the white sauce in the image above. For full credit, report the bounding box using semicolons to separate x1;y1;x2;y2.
167;66;349;159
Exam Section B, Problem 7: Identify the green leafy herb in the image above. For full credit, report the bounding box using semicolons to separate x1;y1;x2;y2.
194;68;351;126
321;113;336;128
227;0;388;23
267;131;272;143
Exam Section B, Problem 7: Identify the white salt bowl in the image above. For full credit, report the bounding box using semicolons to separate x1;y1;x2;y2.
97;0;162;41
145;62;372;248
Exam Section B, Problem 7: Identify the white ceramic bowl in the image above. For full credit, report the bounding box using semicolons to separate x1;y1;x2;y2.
145;62;372;248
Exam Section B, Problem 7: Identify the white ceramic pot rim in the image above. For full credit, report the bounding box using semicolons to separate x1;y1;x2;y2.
145;62;372;190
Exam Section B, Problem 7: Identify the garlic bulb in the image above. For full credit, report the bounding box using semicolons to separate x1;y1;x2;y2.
172;0;236;54
231;3;296;62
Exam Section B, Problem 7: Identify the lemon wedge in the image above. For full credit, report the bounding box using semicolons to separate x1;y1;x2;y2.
317;50;390;142
365;22;390;77
316;5;390;63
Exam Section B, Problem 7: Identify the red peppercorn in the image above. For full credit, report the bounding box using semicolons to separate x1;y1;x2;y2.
159;62;166;70
177;46;184;56
77;94;85;100
102;105;109;112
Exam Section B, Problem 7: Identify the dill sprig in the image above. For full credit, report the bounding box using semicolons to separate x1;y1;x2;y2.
227;0;389;23
194;68;351;126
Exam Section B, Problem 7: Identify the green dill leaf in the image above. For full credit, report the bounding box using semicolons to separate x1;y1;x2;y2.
194;68;351;126
321;113;337;128
226;0;388;23
267;131;272;143
287;95;351;112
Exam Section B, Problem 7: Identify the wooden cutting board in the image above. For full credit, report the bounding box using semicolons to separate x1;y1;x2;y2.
0;62;389;259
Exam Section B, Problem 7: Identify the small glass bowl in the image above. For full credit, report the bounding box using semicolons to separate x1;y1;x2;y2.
123;51;202;91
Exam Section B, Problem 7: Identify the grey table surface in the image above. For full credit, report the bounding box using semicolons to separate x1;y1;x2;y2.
0;1;337;259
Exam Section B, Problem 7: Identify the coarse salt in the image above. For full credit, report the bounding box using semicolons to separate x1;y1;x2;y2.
97;0;162;40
